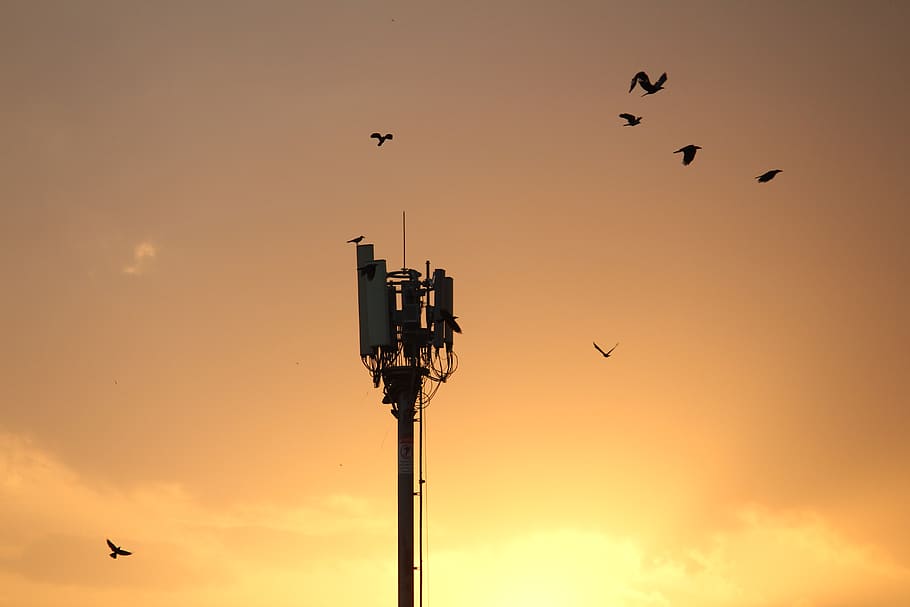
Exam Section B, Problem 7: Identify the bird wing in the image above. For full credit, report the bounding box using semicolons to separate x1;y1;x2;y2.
605;343;619;356
385;133;393;140
117;549;132;556
106;539;117;551
619;113;635;121
593;342;606;356
370;133;381;139
654;72;667;87
683;148;695;165
439;309;462;333
629;71;648;92
448;317;462;334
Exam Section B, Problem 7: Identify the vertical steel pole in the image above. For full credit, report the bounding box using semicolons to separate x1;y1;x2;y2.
397;388;415;607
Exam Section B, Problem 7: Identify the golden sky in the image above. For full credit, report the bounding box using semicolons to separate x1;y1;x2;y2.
2;1;909;606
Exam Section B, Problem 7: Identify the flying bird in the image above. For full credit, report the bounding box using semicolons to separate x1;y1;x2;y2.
347;235;365;244
106;539;132;559
756;169;783;183
593;342;618;358
674;144;701;166
629;71;667;96
370;132;393;146
619;113;642;126
438;309;462;334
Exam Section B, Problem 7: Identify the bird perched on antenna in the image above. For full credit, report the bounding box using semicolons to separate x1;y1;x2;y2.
629;71;667;96
756;169;783;183
370;132;393;146
347;235;365;244
438;309;462;334
593;342;618;358
619;113;642;126
106;539;132;559
674;144;701;166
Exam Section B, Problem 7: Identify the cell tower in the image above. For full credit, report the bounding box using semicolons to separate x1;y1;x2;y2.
354;239;458;607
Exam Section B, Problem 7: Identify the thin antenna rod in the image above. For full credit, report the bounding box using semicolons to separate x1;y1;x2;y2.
402;211;406;269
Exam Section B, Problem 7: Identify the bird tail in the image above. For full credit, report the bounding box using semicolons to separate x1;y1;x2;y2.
110;553;117;559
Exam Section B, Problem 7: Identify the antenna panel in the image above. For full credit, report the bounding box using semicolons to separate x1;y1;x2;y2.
356;246;392;355
356;245;375;356
436;274;454;348
366;259;392;349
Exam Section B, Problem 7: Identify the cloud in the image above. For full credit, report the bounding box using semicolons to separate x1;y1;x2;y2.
427;511;910;607
122;241;156;275
2;431;907;607
0;431;394;606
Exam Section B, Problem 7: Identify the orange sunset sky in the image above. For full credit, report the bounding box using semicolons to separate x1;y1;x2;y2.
2;1;910;606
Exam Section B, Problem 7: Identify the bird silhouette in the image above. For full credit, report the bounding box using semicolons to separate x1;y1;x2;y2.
106;539;132;559
756;169;783;183
629;71;667;96
593;342;618;358
674;144;701;166
358;263;378;280
619;113;642;126
370;133;393;146
438;309;462;334
347;235;365;244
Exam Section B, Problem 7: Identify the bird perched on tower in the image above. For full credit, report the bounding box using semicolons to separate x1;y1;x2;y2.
438;309;462;334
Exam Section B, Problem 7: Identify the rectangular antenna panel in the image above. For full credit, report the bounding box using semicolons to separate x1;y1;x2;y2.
441;275;454;348
431;269;446;348
431;270;454;349
356;246;392;356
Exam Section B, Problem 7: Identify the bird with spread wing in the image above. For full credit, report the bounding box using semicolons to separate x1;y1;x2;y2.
106;539;132;559
370;132;393;146
593;342;619;358
629;71;667;96
674;144;701;166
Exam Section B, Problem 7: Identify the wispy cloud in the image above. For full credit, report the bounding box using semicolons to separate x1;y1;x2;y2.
122;242;156;275
0;432;392;606
3;432;907;606
426;511;910;607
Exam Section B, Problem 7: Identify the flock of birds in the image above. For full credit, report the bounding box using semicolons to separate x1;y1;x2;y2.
622;70;783;182
609;72;780;357
360;70;784;365
103;69;787;566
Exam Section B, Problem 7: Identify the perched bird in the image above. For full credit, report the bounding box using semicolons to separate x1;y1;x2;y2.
629;71;667;96
593;342;619;358
756;169;783;183
438;309;462;334
347;235;365;244
674;144;701;166
619;113;642;126
370;133;393;146
106;539;132;559
358;263;378;280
